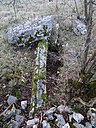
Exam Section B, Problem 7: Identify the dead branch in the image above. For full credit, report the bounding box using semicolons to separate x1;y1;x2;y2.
82;0;93;76
72;97;96;107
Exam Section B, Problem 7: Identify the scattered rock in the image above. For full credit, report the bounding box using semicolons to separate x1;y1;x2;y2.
27;118;39;127
21;100;27;110
7;95;17;105
73;18;87;35
8;121;20;128
85;122;92;128
15;115;24;126
63;123;70;128
87;108;96;127
57;105;65;113
42;120;51;128
47;114;54;121
73;123;85;128
55;114;66;128
33;124;38;128
64;106;73;114
72;112;84;123
16;109;21;115
91;113;96;127
44;107;56;121
44;107;56;115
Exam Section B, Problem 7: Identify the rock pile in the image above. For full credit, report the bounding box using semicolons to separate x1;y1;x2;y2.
1;96;96;128
73;17;87;36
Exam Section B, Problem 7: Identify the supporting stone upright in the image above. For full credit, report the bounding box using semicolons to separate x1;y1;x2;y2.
29;40;48;116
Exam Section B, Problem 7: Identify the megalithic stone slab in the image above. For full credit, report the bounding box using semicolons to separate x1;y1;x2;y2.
7;16;55;47
29;40;48;116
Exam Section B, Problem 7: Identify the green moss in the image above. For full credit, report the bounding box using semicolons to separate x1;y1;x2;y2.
42;93;47;102
32;81;37;96
16;90;22;99
31;39;48;115
33;75;39;83
39;72;46;79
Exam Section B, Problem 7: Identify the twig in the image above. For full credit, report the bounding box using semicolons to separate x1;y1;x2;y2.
72;97;96;107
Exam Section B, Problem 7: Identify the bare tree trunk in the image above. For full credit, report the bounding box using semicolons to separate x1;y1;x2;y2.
82;0;93;73
74;0;79;16
84;0;88;23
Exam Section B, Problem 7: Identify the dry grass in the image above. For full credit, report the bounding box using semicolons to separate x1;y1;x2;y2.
0;0;96;105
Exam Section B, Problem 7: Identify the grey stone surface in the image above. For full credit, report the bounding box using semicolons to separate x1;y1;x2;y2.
8;121;19;128
33;124;38;128
21;100;27;110
7;15;55;46
63;123;70;128
30;40;48;116
55;114;66;128
73;19;87;36
57;105;65;113
27;118;39;127
15;115;24;125
85;122;92;128
7;95;17;105
42;120;51;128
45;107;56;115
47;114;54;121
72;112;84;123
73;123;85;128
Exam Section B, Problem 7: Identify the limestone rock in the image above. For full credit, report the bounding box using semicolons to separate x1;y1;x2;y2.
85;122;92;128
64;106;73;114
7;95;17;105
57;105;65;113
7;15;55;46
63;123;70;128
15;115;24;126
33;124;38;128
27;118;39;127
73;123;85;128
55;114;66;128
21;100;27;110
72;112;84;123
8;121;20;128
42;120;51;128
45;107;56;115
73;18;87;36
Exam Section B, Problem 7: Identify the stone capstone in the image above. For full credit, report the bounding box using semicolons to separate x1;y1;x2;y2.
7;15;55;47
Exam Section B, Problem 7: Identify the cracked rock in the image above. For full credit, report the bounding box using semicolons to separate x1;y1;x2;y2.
72;112;84;123
27;118;39;127
55;114;66;128
42;120;51;128
15;115;24;126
